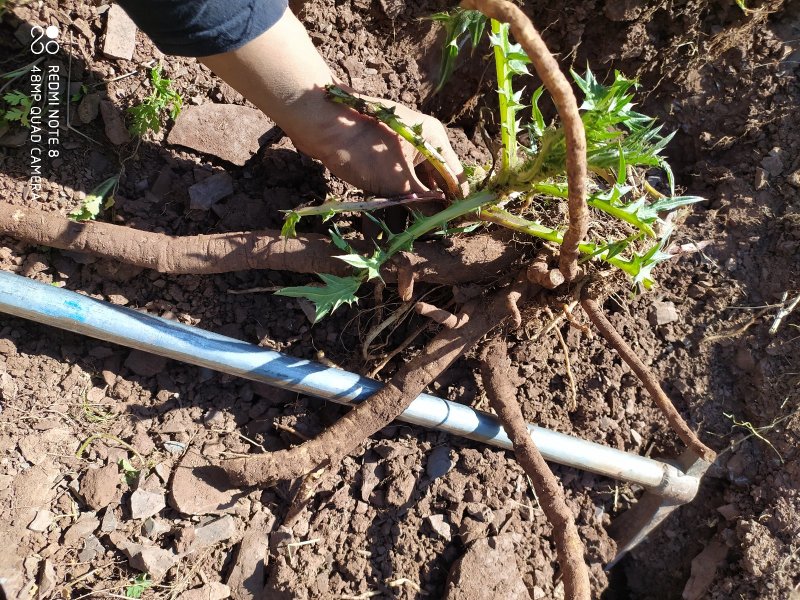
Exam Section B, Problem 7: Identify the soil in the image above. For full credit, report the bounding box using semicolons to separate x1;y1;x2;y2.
0;0;798;599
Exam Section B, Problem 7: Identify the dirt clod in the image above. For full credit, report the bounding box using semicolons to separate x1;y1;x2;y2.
444;535;531;600
80;463;119;510
169;450;240;515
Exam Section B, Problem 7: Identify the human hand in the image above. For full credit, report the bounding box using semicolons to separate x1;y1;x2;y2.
291;91;465;196
201;8;464;196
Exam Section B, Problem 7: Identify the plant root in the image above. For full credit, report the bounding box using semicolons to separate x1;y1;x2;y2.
460;0;588;282
580;296;717;462
480;338;590;600
223;276;530;487
0;203;519;285
414;301;468;329
527;259;565;289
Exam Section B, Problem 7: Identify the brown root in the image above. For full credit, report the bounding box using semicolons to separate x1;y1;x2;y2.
480;338;591;600
223;276;530;487
580;296;717;462
0;203;519;285
527;260;565;289
460;0;588;282
414;301;468;329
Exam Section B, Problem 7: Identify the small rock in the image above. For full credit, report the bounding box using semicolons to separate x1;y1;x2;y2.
129;546;178;579
81;463;119;510
426;446;454;480
78;534;104;562
630;429;643;445
99;100;131;145
444;536;531;600
124;349;167;377
169;449;239;515
28;509;53;532
426;514;452;541
100;507;118;532
63;513;100;546
754;167;768;190
130;488;166;519
168;104;273;166
0;128;28;148
226;511;274;600
188;172;234;210
77;93;101;124
787;169;800;188
189;515;237;552
649;300;679;326
163;440;187;455
102;3;137;61
760;148;783;177
181;582;232;600
38;559;57;599
142;517;171;538
717;503;740;521
682;539;728;600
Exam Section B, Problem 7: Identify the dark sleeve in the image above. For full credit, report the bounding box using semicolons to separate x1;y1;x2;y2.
116;0;288;57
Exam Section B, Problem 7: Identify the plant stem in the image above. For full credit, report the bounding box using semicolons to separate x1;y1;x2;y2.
491;19;515;176
326;85;462;198
386;189;495;257
480;206;562;243
291;193;444;219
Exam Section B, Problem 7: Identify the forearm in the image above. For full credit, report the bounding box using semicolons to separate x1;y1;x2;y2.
198;7;342;151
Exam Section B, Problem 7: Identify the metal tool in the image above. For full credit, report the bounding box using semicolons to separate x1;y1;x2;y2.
0;270;706;562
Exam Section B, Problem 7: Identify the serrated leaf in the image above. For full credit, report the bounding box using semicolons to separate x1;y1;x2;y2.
68;176;118;222
530;86;546;138
329;225;352;252
335;250;385;281
275;274;362;322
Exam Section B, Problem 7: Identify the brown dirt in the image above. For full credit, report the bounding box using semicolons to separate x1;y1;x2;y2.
1;0;798;599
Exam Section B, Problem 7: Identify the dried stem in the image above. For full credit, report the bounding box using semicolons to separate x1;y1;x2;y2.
460;0;588;281
480;338;590;600
580;297;717;462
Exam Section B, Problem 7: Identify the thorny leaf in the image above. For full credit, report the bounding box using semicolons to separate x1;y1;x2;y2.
281;211;301;237
335;250;385;281
276;273;362;323
429;9;487;92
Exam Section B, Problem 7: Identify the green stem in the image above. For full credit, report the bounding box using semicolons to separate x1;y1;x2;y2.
480;206;639;275
386;189;496;257
586;198;656;237
291;194;442;219
491;19;515;176
481;206;563;243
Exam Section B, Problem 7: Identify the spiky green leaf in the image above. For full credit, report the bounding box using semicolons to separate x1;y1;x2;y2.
275;274;362;322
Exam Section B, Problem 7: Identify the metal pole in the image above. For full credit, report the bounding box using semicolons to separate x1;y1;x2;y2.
0;270;698;502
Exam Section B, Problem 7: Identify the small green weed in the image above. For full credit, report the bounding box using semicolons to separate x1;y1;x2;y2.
127;65;183;136
68;176;118;222
1;90;33;127
125;573;153;598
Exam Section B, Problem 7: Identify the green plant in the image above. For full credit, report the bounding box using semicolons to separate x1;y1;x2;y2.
125;573;152;598
127;64;183;136
68;176;118;222
278;11;702;322
1;90;33;127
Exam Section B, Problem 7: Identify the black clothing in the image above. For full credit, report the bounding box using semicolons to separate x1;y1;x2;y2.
117;0;288;56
